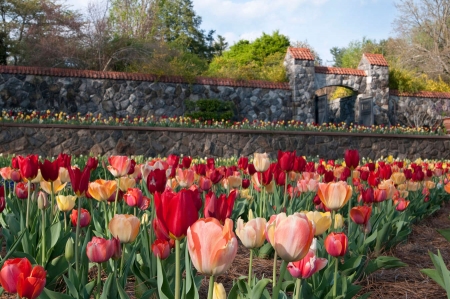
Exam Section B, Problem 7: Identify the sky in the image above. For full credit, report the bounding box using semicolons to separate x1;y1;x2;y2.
66;0;398;66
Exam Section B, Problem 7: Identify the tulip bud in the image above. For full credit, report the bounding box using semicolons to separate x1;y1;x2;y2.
65;237;75;262
213;282;227;299
334;213;344;229
324;232;348;257
37;191;49;210
152;239;171;260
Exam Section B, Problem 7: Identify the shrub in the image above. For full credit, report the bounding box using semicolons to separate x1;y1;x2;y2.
184;98;236;121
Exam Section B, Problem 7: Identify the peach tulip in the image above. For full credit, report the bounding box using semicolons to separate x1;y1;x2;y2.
108;214;140;243
118;177;136;191
235;217;267;249
0;167;11;180
40;179;67;195
175;168;195;188
273;213;315;262
378;179;396;199
253;153;270;172
303;211;331;236
88;179;117;201
187;218;238;276
317;181;352;211
265;214;277;246
58;167;71;183
107;156;132;177
391;172;406;185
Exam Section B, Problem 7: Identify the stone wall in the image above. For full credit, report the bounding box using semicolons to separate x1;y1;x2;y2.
0;67;292;122
1;124;449;160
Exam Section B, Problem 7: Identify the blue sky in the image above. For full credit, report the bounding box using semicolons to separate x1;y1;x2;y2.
67;0;398;65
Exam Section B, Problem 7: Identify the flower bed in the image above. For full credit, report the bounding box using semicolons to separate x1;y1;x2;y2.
0;151;449;299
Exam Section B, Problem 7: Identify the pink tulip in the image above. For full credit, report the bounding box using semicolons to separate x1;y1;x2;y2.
287;249;328;279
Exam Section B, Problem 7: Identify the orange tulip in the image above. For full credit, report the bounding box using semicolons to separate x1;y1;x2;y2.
108;156;132;177
317;181;352;211
88;179;117;201
108;214;140;243
273;213;315;262
175;168;195;188
187;218;238;276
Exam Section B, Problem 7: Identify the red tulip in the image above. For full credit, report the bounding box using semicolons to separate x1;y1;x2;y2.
316;164;326;175
199;176;212;191
238;157;248;171
0;187;4;213
247;164;256;175
207;168;223;184
379;165;392;180
146;169;167;194
323;170;334;183
305;162;315;172
359;170;369;181
373;188;387;203
167;154;179;168
350;206;372;226
71;208;91;227
394;198;410;211
412;169;425;182
123;188;144;208
68;157;97;197
204;190;237;223
181;156;192;169
17;155;39;180
15;182;29;199
39;159;60;182
152;239;171;260
278;150;295;172
206;158;215;170
11;157;19;170
86;237;115;263
293;156;306;172
403;169;413;180
194;164;206;176
153;218;170;241
344;149;359;170
0;258;32;293
368;172;380;187
361;187;374;204
242;179;250;189
154;188;202;239
17;265;46;299
324;232;348;257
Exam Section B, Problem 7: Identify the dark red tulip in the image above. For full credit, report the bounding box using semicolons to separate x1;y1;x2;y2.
181;156;192;169
207;168;223;185
242;179;250;189
17;155;39;180
344;149;359;170
316;164;326;175
361;186;374;204
146;169;167;194
127;159;136;175
323;170;334;183
350;206;372;226
360;170;369;181
71;208;91;228
412;169;424;182
293;156;306;172
154;188;202;239
0;186;5;213
57;153;71;168
403;169;413;180
305;162;315;172
39;159;60;182
247;164;256;176
340;167;351;181
194;164;206;176
68;157;97;197
367;163;376;172
206;158;215;170
274;170;286;186
278;150;295;172
204;190;237;223
238;157;248;171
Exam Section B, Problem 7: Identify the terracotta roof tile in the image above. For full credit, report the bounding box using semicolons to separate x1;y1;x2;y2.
0;65;291;90
288;47;315;61
390;89;450;98
363;53;389;66
315;66;366;76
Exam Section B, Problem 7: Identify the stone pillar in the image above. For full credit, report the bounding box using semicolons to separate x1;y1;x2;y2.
284;47;316;123
357;54;390;125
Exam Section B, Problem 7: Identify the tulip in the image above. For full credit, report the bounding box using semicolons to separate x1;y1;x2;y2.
227;175;242;189
123;188;149;210
88;179;117;202
187;218;238;276
344;149;359;170
17;155;39;180
15;182;29;199
155;188;202;239
151;239;171;260
238;157;248;171
68;157;97;197
207;168;224;184
39;159;61;182
58;167;71;183
181;156;192;169
324;232;348;257
118;177;136;191
146;169;167;194
16;265;46;299
0;167;11;180
108;214;140;243
373;188;387;203
235;217;267;249
199;176;213;191
213;282;226;299
317;181;352;211
253;153;270;172
278;150;295;172
56;195;76;212
287;249;328;279
175;168;195;188
0;187;4;213
265;214;277;246
71;208;91;227
0;258;32;293
293;156;306;172
242;178;250;189
391;172;406;185
108;155;132;177
86;237;115;263
334;213;344;229
303;211;331;236
350;206;372;226
273;213;315;262
394;198;410;211
40;179;66;195
37;191;49;210
153;217;170;241
204;190;237;224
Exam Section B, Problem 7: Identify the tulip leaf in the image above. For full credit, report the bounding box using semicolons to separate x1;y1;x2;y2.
227;282;240;299
45;220;61;254
81;281;96;299
140;289;157;299
157;257;174;299
339;255;362;276
437;229;450;242
100;273;114;299
117;278;131;299
41;288;75;299
0;229;25;267
250;278;271;298
184;240;199;299
63;274;79;298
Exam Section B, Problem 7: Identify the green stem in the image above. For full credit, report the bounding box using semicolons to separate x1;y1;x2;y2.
114;178;120;215
248;249;253;286
64;212;67;232
75;196;83;275
120;243;125;278
41;209;46;265
262;186;266;217
175;239;181;299
207;275;215;299
331;210;336;233
295;278;302;299
272;260;288;299
103;201;109;236
96;263;102;299
272;251;277;287
25;180;31;228
50;181;55;221
282;174;288;211
333;257;339;297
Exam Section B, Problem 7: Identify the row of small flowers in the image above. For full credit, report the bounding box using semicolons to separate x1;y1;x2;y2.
0;151;449;298
0;109;446;135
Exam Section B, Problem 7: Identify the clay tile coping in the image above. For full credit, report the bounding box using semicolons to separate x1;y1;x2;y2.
314;66;366;77
288;47;315;61
390;89;450;99
363;53;389;66
0;65;291;90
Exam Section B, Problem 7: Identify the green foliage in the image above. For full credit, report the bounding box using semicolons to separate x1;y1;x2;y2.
331;37;387;68
389;67;450;93
205;31;290;82
184;98;235;121
329;87;355;100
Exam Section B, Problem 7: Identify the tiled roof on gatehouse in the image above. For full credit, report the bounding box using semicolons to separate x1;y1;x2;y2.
288;47;315;60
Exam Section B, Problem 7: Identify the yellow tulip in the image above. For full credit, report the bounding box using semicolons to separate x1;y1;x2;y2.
391;172;406;185
334;213;344;229
56;195;76;212
119;177;136;191
303;211;331;236
40;179;67;194
213;282;226;299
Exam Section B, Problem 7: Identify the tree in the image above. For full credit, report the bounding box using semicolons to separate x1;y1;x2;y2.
330;37;387;68
108;0;154;40
393;0;450;79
